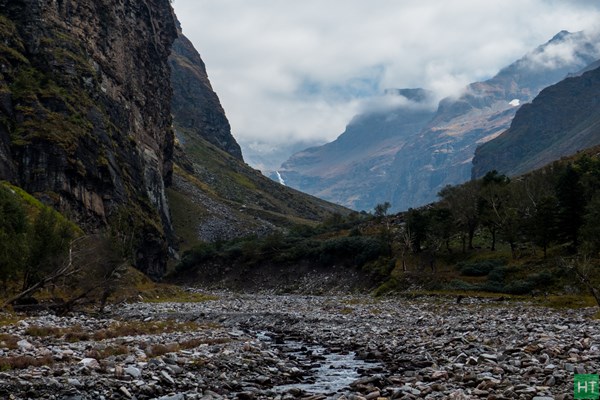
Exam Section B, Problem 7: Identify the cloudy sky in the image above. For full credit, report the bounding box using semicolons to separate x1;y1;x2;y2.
172;0;600;168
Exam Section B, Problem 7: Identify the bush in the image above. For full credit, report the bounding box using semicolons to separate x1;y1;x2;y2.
317;236;385;268
503;271;554;295
445;279;478;291
176;243;218;272
174;228;387;273
373;278;399;296
503;280;534;295
458;259;506;276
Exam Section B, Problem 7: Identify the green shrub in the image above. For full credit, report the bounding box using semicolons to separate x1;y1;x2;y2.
445;279;478;291
373;278;399;296
177;243;217;272
317;236;385;268
457;259;506;276
174;227;387;273
503;271;554;295
487;265;507;283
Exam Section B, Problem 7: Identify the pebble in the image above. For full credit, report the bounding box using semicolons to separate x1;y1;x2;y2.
79;358;100;370
124;366;142;378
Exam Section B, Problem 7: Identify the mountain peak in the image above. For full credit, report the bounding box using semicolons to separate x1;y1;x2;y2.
550;30;572;43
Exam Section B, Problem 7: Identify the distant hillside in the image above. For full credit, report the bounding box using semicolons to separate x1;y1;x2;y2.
472;64;600;178
168;28;350;251
280;89;436;211
280;31;600;212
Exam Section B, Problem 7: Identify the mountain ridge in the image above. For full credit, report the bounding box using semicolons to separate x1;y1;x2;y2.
472;63;600;178
280;30;600;212
169;23;243;161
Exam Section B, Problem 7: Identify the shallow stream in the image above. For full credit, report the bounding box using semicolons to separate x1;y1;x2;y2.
257;331;382;396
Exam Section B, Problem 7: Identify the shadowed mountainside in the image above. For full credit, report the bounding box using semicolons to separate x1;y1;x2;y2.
0;0;177;278
472;64;600;178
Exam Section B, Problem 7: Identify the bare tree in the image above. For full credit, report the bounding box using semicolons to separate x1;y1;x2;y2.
397;225;414;272
2;235;86;309
62;234;128;313
439;181;481;252
564;256;600;307
2;234;127;313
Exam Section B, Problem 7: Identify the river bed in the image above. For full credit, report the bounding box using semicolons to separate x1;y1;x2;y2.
0;293;597;399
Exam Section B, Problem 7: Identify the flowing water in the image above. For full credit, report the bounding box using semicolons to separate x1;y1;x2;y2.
257;332;382;396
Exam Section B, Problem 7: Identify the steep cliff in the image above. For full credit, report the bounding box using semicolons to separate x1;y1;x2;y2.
169;23;243;160
472;64;600;178
0;0;177;279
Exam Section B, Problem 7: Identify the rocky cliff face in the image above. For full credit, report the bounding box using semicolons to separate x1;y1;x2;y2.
0;0;177;279
472;64;600;178
169;24;243;160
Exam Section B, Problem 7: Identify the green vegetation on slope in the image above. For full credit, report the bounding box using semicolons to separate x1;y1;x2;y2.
0;182;78;291
172;149;600;300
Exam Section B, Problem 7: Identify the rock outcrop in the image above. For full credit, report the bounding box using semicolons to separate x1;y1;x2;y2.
0;0;177;278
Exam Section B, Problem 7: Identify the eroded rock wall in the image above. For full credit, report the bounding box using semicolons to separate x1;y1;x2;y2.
0;0;177;278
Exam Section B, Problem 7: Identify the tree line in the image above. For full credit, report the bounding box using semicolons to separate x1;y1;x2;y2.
395;154;600;262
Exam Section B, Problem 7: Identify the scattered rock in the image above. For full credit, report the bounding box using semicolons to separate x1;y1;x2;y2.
0;293;597;399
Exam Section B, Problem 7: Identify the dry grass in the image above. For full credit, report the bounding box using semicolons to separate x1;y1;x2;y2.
140;285;218;304
94;320;204;340
24;325;62;337
107;266;217;305
85;344;130;360
0;354;53;371
339;307;354;315
180;337;230;349
0;333;20;349
144;342;180;357
64;328;90;342
539;294;597;310
22;319;206;343
0;313;23;327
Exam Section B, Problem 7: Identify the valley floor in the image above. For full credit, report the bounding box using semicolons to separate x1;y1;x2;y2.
0;293;596;399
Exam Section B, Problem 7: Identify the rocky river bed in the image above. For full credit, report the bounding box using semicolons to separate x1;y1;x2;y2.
0;293;598;399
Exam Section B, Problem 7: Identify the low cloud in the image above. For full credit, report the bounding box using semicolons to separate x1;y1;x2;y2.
173;0;600;162
518;29;600;72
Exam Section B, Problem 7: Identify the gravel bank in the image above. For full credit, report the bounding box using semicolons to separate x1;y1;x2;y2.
0;293;597;399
